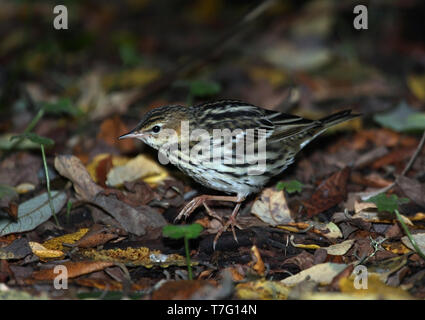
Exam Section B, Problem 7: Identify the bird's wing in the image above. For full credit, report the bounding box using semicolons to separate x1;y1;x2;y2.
264;111;319;141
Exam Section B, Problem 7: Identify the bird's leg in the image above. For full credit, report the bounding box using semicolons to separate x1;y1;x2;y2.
213;202;243;250
202;202;223;222
174;195;240;222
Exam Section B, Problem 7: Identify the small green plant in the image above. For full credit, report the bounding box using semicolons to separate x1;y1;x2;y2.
10;132;59;226
6;99;78;225
276;180;304;194
368;193;425;260
162;223;203;280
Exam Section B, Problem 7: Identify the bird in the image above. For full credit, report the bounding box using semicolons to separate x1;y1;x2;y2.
119;100;360;248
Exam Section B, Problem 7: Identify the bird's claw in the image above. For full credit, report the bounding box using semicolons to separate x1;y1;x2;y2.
174;196;205;222
213;215;241;250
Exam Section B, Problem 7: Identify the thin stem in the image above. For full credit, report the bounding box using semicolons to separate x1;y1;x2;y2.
10;109;45;150
41;144;60;226
401;130;425;176
184;236;193;280
395;209;425;260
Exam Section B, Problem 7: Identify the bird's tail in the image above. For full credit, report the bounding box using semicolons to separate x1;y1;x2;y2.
319;109;361;128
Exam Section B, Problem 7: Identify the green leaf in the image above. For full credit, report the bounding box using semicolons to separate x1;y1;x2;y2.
42;98;79;116
163;223;203;240
189;80;221;97
374;102;425;132
0;134;40;150
119;43;142;67
0;191;67;236
10;132;54;146
368;193;409;213
276;180;304;194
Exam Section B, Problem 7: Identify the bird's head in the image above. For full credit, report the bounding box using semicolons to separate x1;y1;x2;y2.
119;105;188;150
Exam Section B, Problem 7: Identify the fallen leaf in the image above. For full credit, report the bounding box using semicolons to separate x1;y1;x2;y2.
32;261;114;281
73;224;120;248
250;245;265;276
353;201;413;226
339;273;413;299
324;239;355;256
236;280;290;300
54;155;103;200
281;263;347;286
29;242;64;259
75;278;145;292
408;74;425;102
0;238;31;260
106;154;168;187
152;280;216;300
93;193;166;236
251;188;293;226
396;175;425;208
43;228;89;251
303;167;350;217
82;246;187;267
86;153;128;183
282;251;314;271
374;101;425;132
0;191;67;236
401;233;425;255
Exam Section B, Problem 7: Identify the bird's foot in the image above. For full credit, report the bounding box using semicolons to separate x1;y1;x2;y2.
213;215;242;250
174;195;207;222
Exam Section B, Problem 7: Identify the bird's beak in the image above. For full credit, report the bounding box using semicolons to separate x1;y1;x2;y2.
118;131;145;140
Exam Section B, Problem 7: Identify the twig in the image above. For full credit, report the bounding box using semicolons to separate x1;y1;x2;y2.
401;130;425;176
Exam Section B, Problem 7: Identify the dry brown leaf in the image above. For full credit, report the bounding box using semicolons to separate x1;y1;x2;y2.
396;175;425;208
54;155;103;200
303;167;350;217
73;224;120;248
324;239;355;256
281;263;347;286
32;261;114;280
152;280;216;300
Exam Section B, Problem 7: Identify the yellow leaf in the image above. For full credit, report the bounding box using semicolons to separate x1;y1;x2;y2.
250;245;265;276
43;228;89;251
106;154;168;187
236;280;290;300
29;242;64;259
86;153;128;183
82;246;187;268
289;235;321;250
277;225;300;233
408;74;425;102
339;273;413;299
15;183;35;194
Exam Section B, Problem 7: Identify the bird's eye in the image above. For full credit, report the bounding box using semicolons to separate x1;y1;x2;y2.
152;125;161;133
